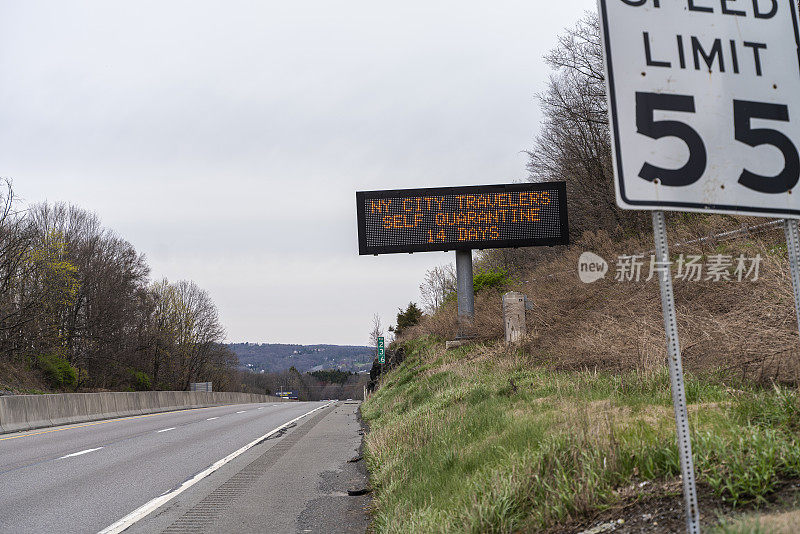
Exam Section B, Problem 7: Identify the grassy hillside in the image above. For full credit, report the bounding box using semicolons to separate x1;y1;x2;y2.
363;215;800;533
362;338;800;533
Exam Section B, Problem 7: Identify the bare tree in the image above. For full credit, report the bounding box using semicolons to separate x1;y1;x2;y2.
0;181;45;359
368;313;383;348
527;12;647;240
419;264;456;313
0;194;240;392
27;202;151;388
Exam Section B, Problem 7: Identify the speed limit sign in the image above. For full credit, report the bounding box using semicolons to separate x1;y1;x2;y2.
599;0;800;217
600;3;800;532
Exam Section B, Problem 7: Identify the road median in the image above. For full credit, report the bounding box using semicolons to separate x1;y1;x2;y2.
0;391;282;434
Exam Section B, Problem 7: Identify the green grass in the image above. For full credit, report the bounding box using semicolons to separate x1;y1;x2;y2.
362;338;800;533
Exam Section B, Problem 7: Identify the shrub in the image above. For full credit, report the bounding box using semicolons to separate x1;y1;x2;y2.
441;268;512;306
472;268;511;293
36;353;77;389
392;302;424;336
130;370;152;391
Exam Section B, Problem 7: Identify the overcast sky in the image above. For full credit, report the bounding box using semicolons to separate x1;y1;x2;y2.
0;0;592;346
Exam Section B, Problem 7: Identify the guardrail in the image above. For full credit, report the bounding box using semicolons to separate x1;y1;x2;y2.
0;391;286;434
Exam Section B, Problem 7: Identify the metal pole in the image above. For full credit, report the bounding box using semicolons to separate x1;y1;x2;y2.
783;219;800;339
455;249;475;338
652;210;700;534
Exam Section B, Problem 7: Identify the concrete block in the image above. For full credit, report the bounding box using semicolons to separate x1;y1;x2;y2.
111;392;131;417
0;395;27;433
140;391;162;413
84;393;105;419
184;391;199;408
98;392;120;419
153;391;170;411
115;392;142;417
166;391;184;409
131;392;148;415
197;391;212;406
47;393;88;427
0;397;8;433
1;396;31;433
503;291;527;344
19;395;53;431
170;391;184;408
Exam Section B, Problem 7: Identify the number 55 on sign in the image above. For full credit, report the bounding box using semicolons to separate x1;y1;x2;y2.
599;0;800;217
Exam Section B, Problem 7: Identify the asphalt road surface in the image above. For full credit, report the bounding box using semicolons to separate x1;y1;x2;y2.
0;400;369;534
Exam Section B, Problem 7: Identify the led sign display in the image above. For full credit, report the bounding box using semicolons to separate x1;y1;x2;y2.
356;182;568;255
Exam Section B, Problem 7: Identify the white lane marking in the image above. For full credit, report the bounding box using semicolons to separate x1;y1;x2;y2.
59;447;103;459
206;417;219;421
98;402;335;534
257;407;264;410
156;427;176;433
235;410;246;414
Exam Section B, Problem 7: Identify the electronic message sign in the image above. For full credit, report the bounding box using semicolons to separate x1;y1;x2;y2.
356;182;568;255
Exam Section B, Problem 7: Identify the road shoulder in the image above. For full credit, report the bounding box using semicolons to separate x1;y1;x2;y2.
127;401;369;534
296;402;371;534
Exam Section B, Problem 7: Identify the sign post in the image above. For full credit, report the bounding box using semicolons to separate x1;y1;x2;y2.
652;210;700;533
455;249;475;338
377;336;385;365
599;1;800;531
784;219;800;339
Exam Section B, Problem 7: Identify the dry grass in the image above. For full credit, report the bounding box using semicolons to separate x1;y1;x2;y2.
406;214;800;385
717;509;800;533
0;358;49;393
746;510;800;533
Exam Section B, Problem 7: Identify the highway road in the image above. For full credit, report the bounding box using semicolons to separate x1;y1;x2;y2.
0;400;367;534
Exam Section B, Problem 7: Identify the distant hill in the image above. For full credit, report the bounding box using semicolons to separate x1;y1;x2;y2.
228;343;375;373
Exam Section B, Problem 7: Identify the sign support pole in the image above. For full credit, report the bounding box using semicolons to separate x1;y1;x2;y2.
783;219;800;341
455;249;475;339
652;210;700;534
